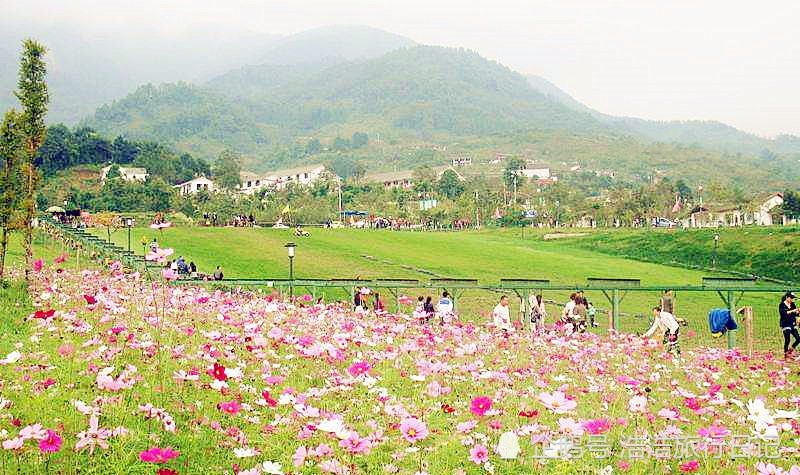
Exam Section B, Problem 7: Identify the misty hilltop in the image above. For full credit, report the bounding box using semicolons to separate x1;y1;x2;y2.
2;23;799;185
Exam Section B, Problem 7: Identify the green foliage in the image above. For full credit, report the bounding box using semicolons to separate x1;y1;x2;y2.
783;190;800;219
213;150;242;191
502;157;526;191
438;169;464;199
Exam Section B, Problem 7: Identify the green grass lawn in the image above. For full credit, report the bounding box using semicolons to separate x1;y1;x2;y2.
74;225;792;352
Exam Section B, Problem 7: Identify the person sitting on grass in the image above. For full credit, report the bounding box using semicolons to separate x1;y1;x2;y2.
643;305;681;356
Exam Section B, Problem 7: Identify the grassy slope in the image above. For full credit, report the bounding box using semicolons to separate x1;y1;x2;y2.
568;226;800;283
85;226;788;350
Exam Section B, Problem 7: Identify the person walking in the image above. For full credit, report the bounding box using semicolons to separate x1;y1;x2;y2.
779;292;800;358
528;294;546;332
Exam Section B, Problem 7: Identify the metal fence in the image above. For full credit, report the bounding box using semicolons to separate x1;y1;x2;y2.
40;216;795;353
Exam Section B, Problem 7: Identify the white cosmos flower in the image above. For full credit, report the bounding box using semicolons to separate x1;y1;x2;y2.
261;461;283;474
233;447;258;458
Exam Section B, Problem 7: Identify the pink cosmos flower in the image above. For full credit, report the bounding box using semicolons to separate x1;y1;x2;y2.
33;259;44;272
75;415;112;454
347;361;371;377
38;429;62;453
680;459;700;473
2;437;24;450
470;396;492;416
54;253;68;264
456;420;478;434
160;268;178;281
145;247;174;263
538;391;577;414
558;417;584;436
582;418;612;435
293;445;308;468
628;395;647;413
469;444;489;464
139;446;180;463
755;462;785;475
19;423;46;441
219;400;241;416
399;418;429;443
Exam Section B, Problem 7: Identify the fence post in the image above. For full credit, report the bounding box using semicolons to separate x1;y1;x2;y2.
726;290;736;349
743;306;753;356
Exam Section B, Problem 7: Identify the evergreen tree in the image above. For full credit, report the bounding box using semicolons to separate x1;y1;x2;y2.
0;110;23;277
15;40;49;288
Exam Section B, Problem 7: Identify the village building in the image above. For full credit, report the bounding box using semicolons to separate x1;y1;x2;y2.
517;168;551;180
684;193;785;228
100;165;148;183
365;166;465;191
174;176;218;195
263;164;327;190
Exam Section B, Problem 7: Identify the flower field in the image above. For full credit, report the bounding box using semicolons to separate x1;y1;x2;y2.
1;260;799;474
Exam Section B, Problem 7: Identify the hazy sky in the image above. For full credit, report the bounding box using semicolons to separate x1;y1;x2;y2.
6;0;799;137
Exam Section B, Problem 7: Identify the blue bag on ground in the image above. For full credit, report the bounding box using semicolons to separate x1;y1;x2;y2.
708;308;737;337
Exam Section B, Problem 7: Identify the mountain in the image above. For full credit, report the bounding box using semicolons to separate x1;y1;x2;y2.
84;45;606;160
525;74;800;156
256;25;417;65
0;20;280;124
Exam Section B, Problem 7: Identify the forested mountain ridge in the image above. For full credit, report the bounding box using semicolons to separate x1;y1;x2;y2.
85;45;605;151
525;74;800;156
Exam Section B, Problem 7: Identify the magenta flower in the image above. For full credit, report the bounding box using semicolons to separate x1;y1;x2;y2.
33;258;44;272
347;361;371;377
139;446;180;463
470;396;492;416
219;400;241;416
38;429;62;453
680;459;700;472
582;418;612;435
399;417;429;443
469;443;489;464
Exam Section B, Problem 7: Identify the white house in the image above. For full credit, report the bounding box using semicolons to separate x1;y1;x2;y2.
174;176;218;195
518;168;551;180
100;165;148;183
754;192;783;226
238;171;267;195
263;164;327;190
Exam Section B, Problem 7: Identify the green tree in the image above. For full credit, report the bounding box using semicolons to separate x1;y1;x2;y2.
502;157;525;192
782;190;800;219
0;110;23;277
438;169;464;199
16;39;49;288
213;150;242;191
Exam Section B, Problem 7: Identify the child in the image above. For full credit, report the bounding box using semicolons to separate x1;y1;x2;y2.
413;296;426;323
643;305;681;355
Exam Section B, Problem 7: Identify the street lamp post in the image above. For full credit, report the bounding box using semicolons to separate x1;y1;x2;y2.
285;242;296;300
712;233;720;268
125;217;134;252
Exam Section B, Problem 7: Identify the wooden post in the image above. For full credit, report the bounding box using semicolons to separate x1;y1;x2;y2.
608;309;614;332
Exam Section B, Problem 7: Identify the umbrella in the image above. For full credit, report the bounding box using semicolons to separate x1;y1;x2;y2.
46;206;65;213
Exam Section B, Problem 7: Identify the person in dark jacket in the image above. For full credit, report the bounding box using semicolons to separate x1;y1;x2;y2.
779;292;800;358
